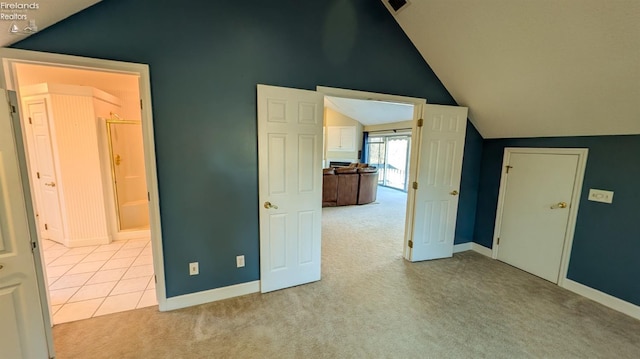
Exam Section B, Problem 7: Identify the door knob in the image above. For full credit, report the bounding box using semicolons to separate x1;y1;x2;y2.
450;190;459;196
264;201;278;209
0;264;4;270
44;182;56;187
550;202;568;209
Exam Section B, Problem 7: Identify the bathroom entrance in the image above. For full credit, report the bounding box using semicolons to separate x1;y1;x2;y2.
13;62;157;324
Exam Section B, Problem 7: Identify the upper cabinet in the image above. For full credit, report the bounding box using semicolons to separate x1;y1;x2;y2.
327;126;356;152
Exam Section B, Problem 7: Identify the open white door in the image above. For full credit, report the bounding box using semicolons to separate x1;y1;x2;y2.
257;84;323;293
407;104;468;261
0;89;51;358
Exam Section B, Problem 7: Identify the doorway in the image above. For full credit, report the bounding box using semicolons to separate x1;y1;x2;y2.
492;148;588;284
13;63;156;324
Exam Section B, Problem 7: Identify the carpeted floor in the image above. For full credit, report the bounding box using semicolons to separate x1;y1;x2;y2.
51;187;640;358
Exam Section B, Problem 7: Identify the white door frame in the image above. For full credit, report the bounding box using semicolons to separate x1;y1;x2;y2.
0;49;168;317
491;147;588;286
315;86;426;260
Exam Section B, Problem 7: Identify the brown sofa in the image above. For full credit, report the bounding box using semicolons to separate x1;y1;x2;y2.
322;165;378;207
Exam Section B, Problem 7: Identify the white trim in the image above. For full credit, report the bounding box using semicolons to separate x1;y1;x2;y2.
315;86;426;261
453;242;493;257
562;279;640;321
162;281;260;311
471;243;492;257
491;147;588;286
0;48;168;320
453;242;472;253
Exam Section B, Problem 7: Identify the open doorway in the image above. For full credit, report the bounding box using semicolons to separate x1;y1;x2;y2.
321;94;415;257
13;63;156;324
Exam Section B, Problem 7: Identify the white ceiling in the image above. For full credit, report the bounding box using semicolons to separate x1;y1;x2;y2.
382;0;640;139
325;96;414;126
0;0;100;47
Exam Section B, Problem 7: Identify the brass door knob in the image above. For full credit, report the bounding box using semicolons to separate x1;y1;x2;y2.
551;202;568;209
264;201;278;209
44;182;56;187
450;190;459;196
0;264;4;270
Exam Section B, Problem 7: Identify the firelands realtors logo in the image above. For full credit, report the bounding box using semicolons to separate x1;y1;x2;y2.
1;2;40;34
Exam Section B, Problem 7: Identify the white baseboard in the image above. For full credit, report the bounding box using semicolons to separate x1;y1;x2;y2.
471;243;492;257
562;279;640;320
453;243;472;253
453;242;492;257
160;280;260;311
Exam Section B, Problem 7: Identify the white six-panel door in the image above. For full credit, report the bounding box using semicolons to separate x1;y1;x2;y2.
408;104;468;261
25;100;64;243
257;84;323;293
0;89;50;358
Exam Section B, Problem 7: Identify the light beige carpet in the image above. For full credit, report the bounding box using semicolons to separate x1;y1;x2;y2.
52;187;640;358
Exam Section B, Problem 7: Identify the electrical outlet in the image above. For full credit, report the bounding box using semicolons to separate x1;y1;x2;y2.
189;262;199;275
236;255;245;268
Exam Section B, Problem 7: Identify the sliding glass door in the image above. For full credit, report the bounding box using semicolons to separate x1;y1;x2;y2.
366;134;411;191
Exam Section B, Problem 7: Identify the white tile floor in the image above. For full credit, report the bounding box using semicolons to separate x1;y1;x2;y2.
42;238;157;324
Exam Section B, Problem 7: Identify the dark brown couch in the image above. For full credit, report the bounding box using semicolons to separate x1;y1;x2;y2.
322;165;378;207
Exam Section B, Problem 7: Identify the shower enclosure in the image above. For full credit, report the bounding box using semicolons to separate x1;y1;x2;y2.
106;118;150;232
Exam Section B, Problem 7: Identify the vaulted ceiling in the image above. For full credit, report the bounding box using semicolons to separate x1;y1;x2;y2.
382;0;640;139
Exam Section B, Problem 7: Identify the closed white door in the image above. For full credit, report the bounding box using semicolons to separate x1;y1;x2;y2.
25;100;64;243
408;104;468;261
496;152;579;283
257;84;323;293
0;90;51;358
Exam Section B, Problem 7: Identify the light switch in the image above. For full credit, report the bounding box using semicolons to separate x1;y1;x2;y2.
588;189;614;204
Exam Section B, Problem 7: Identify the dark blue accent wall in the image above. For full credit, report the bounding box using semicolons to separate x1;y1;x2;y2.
15;0;483;297
474;135;640;305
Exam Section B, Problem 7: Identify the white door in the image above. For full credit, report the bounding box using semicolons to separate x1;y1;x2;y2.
496;152;579;283
0;90;51;358
407;104;468;261
25;100;64;243
257;84;323;293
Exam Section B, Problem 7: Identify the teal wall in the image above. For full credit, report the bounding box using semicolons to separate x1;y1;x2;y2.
15;0;483;297
474;135;640;306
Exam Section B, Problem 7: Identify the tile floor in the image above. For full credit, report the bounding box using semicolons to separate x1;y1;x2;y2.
42;238;157;324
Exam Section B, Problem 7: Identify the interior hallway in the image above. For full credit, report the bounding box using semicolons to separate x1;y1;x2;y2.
49;187;640;358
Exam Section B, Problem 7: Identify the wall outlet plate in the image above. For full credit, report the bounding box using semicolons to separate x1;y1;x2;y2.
588;189;614;204
236;255;245;268
189;262;199;275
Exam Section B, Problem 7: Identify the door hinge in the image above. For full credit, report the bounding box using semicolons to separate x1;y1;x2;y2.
412;182;418;190
417;118;424;127
505;165;513;174
44;223;48;230
10;104;16;114
28;116;32;124
154;275;157;284
36;172;40;179
148;192;151;201
140;99;143;110
31;241;37;250
497;237;500;245
408;240;413;249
